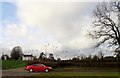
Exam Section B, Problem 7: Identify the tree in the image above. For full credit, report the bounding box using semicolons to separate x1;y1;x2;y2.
48;53;54;60
1;55;5;60
4;54;9;60
89;1;120;48
39;52;46;60
114;47;120;62
98;51;104;59
11;46;23;60
93;55;99;61
57;58;61;62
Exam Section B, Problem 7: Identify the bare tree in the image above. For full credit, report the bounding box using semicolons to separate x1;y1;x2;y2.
98;51;104;59
89;1;120;48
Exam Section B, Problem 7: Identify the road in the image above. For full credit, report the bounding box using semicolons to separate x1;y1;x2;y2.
2;67;40;77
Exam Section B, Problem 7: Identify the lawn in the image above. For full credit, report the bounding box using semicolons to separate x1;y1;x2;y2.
34;72;120;76
33;66;120;78
32;72;120;78
2;60;27;69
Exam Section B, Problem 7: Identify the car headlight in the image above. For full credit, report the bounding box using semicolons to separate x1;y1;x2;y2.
49;67;52;69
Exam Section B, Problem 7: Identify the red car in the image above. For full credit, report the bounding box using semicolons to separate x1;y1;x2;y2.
25;64;52;72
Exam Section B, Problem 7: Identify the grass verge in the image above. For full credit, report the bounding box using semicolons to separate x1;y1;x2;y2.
34;72;120;76
2;60;27;69
31;72;120;78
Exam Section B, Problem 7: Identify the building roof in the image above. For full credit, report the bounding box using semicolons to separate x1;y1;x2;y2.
23;54;33;57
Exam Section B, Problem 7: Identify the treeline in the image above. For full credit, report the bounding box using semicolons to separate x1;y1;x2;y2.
26;55;120;69
1;46;120;69
72;56;120;62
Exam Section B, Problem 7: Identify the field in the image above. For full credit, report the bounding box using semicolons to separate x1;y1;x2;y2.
2;60;27;69
34;72;120;76
31;72;120;78
33;66;119;78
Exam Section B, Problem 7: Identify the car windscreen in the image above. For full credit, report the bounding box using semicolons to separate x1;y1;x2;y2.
33;64;45;66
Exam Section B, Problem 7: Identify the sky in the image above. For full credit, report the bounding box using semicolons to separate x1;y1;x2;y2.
0;0;115;59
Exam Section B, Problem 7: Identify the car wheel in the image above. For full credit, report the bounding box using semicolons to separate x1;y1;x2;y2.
44;69;49;73
29;68;34;72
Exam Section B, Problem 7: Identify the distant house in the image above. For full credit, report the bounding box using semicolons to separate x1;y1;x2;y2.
22;54;34;60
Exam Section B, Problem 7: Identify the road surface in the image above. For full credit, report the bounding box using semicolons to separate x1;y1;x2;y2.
2;67;40;77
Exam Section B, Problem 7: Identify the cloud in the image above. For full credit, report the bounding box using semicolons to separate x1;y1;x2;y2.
2;2;106;58
3;0;112;2
15;2;96;48
3;24;27;38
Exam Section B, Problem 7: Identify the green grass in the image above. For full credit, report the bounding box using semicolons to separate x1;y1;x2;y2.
53;66;119;71
33;72;120;78
30;76;119;78
34;67;120;78
0;60;2;68
2;60;27;69
34;72;120;76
